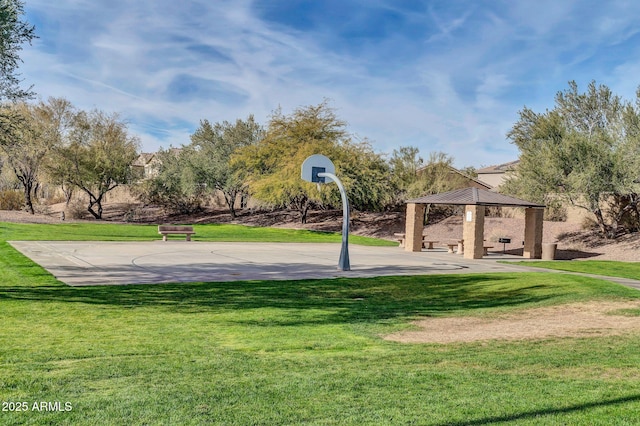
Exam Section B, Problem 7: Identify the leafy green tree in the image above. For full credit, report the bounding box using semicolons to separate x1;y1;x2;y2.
0;0;36;100
49;110;139;219
232;101;391;222
135;148;205;214
407;152;471;197
401;152;476;223
232;102;346;223
0;98;73;213
388;145;423;203
329;138;393;211
36;97;77;204
188;116;263;217
0;101;45;213
504;81;640;237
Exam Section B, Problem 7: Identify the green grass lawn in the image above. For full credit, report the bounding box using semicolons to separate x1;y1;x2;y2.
1;222;640;425
507;260;640;281
0;221;397;246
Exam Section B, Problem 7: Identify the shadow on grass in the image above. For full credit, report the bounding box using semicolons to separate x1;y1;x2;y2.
442;393;640;425
0;273;560;325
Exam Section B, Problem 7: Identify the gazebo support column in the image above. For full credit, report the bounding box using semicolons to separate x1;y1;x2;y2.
404;203;425;252
523;207;544;259
463;205;485;259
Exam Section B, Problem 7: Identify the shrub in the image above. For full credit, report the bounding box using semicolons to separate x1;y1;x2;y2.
34;203;51;215
121;203;144;222
0;190;24;210
132;179;203;215
44;192;68;205
66;200;87;219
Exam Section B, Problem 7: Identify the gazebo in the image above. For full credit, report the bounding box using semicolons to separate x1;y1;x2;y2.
405;187;546;259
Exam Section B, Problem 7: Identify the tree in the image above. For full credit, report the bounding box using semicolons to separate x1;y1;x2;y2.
0;98;72;213
232;102;346;223
388;146;423;204
232;101;391;222
35;97;77;204
0;101;45;213
188;116;263;217
401;152;476;223
504;81;640;237
49;110;139;219
407;152;472;198
328;138;393;212
388;148;476;207
0;0;36;100
390;146;423;185
134;148;205;214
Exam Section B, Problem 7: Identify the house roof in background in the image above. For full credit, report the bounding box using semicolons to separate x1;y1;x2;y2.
407;187;544;208
415;164;493;190
132;152;155;167
476;160;520;174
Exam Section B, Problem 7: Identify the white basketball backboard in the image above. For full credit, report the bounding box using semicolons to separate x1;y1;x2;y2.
301;154;335;183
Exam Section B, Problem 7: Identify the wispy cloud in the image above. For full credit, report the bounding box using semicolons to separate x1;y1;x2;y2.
19;0;640;167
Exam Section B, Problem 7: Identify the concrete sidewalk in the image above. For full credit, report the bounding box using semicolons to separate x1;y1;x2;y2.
9;241;537;286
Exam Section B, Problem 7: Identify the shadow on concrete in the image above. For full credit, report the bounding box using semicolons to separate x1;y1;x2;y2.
19;261;471;286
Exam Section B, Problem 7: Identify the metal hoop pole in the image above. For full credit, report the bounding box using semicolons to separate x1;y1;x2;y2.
318;172;350;271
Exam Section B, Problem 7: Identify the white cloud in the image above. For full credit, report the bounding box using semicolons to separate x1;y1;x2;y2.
19;0;640;169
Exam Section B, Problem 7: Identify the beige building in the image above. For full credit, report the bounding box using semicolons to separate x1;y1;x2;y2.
132;148;183;180
476;160;601;224
132;152;161;180
476;160;519;190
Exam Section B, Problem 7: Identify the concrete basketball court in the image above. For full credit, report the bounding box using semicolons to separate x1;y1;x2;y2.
7;240;543;286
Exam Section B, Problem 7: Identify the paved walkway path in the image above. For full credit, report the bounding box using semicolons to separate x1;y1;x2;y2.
8;241;640;290
501;264;640;290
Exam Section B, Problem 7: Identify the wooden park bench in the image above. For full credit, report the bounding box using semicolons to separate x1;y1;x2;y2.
158;225;195;241
483;245;494;255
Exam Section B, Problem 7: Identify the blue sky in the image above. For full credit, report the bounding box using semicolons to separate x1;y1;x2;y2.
19;0;640;168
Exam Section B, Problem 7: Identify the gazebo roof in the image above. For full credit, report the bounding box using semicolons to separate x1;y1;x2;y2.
406;187;545;208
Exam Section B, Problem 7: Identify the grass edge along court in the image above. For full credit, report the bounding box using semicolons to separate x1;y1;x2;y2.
1;222;640;425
